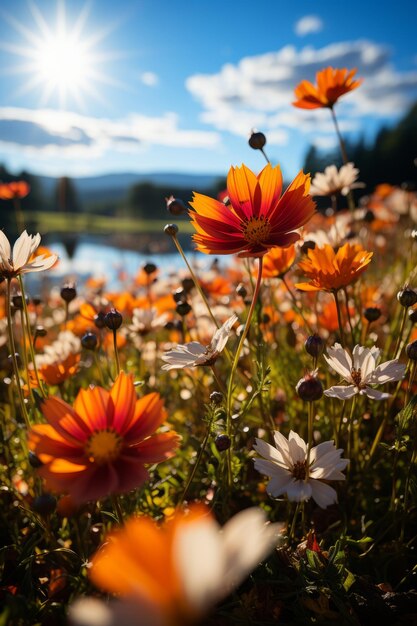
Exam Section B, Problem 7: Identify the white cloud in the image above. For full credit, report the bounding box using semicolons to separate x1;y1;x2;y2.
186;40;417;147
140;72;159;87
0;107;221;157
295;15;323;37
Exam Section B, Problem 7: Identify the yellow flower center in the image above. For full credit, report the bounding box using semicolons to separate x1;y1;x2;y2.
85;429;123;464
243;216;271;245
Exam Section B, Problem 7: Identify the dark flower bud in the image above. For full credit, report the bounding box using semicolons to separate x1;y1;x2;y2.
164;223;179;236
31;295;42;306
94;311;106;329
60;283;77;303
300;240;316;254
397;289;417;308
28;451;43;468
363;209;375;223
248;130;266;150
236;283;247;299
215;434;231;451
173;288;186;303
262;313;271;324
296;373;323;402
176;301;192;316
210;391;223;405
12;294;28;310
32;493;57;516
81;332;98;350
181;278;194;294
8;352;21;368
305;335;325;358
143;262;157;275
406;340;417;361
164;321;175;330
104;308;123;330
364;307;381;323
408;309;417;324
166;195;187;216
34;325;47;338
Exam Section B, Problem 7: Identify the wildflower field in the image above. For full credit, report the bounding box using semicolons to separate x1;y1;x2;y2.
1;67;417;626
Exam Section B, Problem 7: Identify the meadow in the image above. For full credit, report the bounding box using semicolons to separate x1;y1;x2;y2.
1;67;417;626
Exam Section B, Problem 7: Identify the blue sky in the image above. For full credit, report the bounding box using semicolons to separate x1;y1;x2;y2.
0;0;417;180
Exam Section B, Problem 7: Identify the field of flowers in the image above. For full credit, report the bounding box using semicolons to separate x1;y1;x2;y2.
1;67;417;625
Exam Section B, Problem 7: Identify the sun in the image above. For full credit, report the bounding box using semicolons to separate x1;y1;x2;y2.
1;0;121;108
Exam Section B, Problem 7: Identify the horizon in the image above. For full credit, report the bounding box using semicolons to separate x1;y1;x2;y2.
0;0;417;181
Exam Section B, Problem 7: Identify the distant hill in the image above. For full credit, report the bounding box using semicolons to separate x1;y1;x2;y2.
37;172;222;203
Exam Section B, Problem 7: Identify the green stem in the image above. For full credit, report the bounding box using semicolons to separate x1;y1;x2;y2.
6;279;31;429
394;307;408;359
333;290;346;347
18;275;46;398
111;495;124;525
113;330;121;376
179;417;213;504
306;401;315;479
330;107;355;212
343;287;355;345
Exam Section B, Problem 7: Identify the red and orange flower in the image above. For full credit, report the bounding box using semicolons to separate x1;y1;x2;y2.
293;67;362;110
28;371;179;503
295;243;373;292
190;164;315;257
0;180;30;200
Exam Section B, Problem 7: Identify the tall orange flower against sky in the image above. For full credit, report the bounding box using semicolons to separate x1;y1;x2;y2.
190;163;315;257
295;243;373;292
28;371;179;503
293;67;362;110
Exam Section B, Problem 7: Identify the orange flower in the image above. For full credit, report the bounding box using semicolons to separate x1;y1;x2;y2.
28;371;179;503
37;353;81;386
293;67;362;110
261;244;296;278
0;180;30;200
190;164;315;257
295;243;373;292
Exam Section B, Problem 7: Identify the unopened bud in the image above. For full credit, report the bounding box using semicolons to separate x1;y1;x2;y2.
304;335;324;358
296;373;323;402
164;223;179;236
215;434;231;451
248;130;266;150
166;195;187;216
397;289;417;308
60;283;77;303
104;308;123;331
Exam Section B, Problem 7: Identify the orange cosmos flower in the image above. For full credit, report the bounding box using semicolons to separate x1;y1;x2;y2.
0;180;30;200
293;67;362;110
295;243;373;292
28;371;179;503
261;244;296;278
190;164;315;257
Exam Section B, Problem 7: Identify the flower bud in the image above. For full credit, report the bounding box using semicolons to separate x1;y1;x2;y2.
31;295;42;306
81;332;98;350
176;301;192;316
181;278;194;293
143;262;157;275
363;209;375;223
164;223;179;236
166;195;187;216
8;352;21;368
406;340;417;361
215;434;231;451
408;309;417;324
304;335;324;358
397;289;417;308
34;325;47;338
94;312;106;329
236;283;247;299
104;308;123;330
363;307;381;323
172;288;186;303
60;283;77;303
248;130;266;150
210;391;223;405
296;373;323;402
12;294;28;310
28;451;43;468
300;240;316;254
32;493;57;516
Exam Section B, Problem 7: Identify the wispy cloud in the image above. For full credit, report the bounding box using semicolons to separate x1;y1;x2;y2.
140;71;159;87
0;107;221;157
186;40;417;146
294;15;323;37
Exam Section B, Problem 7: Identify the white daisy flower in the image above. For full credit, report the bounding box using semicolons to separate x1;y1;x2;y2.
254;431;348;509
161;314;237;370
310;163;365;197
0;230;58;278
324;343;406;400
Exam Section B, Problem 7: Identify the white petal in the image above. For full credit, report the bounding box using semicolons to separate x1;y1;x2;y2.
286;479;312;502
288;431;307;463
308;440;335;465
309;480;338;508
273;430;292;466
366;360;406;384
174;514;224;611
266;474;295;498
0;230;11;263
254;458;291;481
362;387;391;401
324;344;352;380
210;314;237;353
21;254;58;273
69;597;165;626
253;438;288;467
12;231;32;269
324;385;357;400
